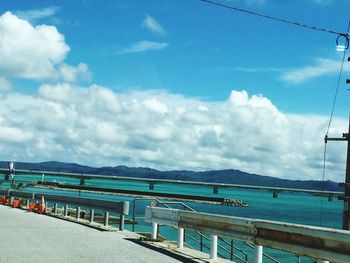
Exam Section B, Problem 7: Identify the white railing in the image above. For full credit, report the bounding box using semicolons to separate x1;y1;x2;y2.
0;189;129;230
145;206;350;263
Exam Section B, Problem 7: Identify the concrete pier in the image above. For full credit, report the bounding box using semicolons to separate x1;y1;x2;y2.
0;205;184;263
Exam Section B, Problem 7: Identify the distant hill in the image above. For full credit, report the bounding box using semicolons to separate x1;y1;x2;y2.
0;161;343;192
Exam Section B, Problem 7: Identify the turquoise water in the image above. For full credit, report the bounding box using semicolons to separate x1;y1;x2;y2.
1;174;343;262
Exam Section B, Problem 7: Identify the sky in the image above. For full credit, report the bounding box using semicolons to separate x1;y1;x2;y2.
0;0;349;181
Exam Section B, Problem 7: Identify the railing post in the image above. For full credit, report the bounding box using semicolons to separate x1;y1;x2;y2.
76;206;80;219
210;235;218;260
90;209;94;223
104;211;109;226
177;227;184;249
151;222;158;240
54;203;58;214
64;204;68;216
132;199;136;232
254;245;263;263
119;214;125;230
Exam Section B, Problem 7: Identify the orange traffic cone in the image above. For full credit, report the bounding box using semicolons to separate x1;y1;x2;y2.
38;195;46;214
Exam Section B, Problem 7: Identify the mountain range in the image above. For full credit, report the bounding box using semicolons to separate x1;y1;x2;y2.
0;161;343;192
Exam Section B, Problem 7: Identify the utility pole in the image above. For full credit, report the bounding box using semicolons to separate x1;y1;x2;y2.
325;56;350;230
325;118;350;230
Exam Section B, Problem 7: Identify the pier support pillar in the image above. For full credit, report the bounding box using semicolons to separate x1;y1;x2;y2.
177;228;184;249
272;191;278;198
151;222;158;240
254;245;263;263
210;235;218;260
149;183;155;190
213;186;219;194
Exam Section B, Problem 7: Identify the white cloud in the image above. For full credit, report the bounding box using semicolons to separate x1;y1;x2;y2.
58;63;91;82
0;12;90;82
15;6;58;22
0;77;11;93
0;86;346;181
282;57;350;84
142;14;166;35
121;40;168;54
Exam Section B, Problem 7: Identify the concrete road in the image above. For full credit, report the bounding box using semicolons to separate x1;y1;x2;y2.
0;205;184;263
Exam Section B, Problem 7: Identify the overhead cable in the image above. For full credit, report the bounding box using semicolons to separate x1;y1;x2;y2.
198;0;346;36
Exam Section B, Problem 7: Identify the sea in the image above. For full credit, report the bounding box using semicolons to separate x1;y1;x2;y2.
1;173;343;263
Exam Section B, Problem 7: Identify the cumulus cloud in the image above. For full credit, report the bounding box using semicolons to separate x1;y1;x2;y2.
121;40;168;53
0;86;346;181
282;57;350;84
58;63;91;82
0;12;90;82
142;14;166;35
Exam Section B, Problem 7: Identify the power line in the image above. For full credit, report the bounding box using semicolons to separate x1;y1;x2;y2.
320;20;350;226
198;0;346;36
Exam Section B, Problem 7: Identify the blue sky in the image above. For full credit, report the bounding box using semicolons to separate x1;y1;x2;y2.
0;0;349;180
2;0;350;113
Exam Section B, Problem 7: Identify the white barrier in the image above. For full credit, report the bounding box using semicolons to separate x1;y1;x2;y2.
145;206;350;263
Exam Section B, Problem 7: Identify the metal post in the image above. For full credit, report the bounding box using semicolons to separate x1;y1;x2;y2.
104;211;109;226
200;234;203;252
151;222;158;240
326;115;350;230
254;245;263;263
76;206;80;219
90;209;94;223
177;228;184;249
132;199;136;232
119;214;125;230
210;235;217;260
54;203;58;214
344;126;350;230
64;204;68;216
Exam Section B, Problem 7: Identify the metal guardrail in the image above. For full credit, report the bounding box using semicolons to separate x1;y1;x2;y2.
132;197;253;262
145;206;350;263
0;168;343;198
0;189;129;230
